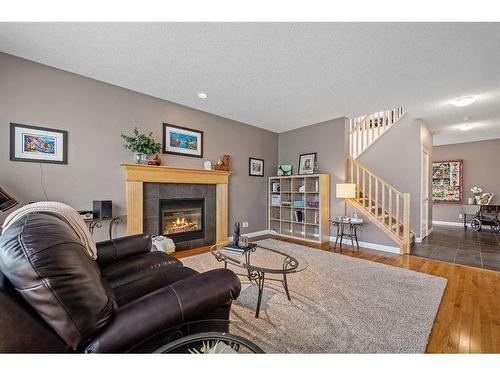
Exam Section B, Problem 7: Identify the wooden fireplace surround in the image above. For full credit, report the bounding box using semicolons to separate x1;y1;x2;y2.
121;163;231;243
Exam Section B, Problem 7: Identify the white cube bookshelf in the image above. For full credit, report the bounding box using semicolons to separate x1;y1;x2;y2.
269;174;330;244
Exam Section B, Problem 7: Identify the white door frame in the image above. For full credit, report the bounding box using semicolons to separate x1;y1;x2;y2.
421;146;430;240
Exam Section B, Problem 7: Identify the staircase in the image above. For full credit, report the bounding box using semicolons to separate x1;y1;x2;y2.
345;106;412;254
347;156;412;254
349;107;406;159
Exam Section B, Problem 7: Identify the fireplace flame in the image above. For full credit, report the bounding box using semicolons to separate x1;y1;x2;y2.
170;216;196;233
175;217;188;226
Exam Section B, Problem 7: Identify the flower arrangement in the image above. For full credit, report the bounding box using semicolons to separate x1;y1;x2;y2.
471;186;484;204
121;127;161;164
471;186;483;196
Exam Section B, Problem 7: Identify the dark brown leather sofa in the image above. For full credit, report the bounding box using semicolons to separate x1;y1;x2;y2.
0;213;241;353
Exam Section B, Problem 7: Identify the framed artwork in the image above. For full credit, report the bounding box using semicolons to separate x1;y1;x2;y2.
277;164;293;176
298;152;317;175
479;192;494;205
10;123;68;164
432;160;463;203
249;157;264;177
162;123;203;158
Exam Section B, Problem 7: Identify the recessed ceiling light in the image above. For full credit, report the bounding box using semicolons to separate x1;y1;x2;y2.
453;96;476;107
197;92;208;99
459;124;475;131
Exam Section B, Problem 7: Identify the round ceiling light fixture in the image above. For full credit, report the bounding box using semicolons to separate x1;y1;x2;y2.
459;124;475;131
197;92;208;99
452;96;476;107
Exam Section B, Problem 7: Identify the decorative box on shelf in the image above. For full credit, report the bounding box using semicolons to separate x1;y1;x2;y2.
293;200;305;208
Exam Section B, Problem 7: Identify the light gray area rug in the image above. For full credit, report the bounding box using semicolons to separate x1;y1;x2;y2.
181;239;447;353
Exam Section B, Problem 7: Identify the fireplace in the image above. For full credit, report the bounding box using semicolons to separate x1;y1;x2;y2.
159;198;205;242
143;183;217;250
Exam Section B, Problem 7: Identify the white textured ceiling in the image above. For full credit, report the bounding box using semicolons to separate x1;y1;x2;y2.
1;23;500;144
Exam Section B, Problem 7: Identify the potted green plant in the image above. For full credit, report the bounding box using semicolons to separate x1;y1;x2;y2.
121;127;161;164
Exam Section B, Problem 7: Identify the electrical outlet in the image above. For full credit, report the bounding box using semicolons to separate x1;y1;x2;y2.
458;214;463;219
242;222;249;228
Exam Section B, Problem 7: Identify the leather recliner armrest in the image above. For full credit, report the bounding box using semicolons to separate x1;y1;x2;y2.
84;268;241;353
96;234;152;266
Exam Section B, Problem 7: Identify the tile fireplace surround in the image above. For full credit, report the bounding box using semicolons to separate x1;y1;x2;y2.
144;183;215;250
121;164;231;246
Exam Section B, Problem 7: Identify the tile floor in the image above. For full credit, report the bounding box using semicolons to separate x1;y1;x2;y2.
411;225;500;271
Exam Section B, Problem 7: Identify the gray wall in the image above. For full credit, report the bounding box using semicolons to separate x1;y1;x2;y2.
277;115;433;248
278;116;349;216
355;116;420;246
432;138;500;223
278;116;396;247
0;53;278;241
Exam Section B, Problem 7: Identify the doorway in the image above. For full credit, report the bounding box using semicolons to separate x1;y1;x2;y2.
421;147;430;240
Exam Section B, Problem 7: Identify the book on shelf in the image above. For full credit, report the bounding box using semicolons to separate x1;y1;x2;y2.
294;210;303;222
271;194;281;206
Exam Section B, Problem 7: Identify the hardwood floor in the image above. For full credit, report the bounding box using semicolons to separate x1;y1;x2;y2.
174;235;500;353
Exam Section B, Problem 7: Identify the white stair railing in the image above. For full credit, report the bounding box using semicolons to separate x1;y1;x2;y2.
349;107;406;159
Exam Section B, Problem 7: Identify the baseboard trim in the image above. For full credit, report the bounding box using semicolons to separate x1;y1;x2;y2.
416;227;434;242
228;229;272;241
229;230;401;254
432;220;463;227
329;236;400;254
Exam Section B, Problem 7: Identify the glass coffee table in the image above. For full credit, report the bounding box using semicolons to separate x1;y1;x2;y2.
210;242;307;318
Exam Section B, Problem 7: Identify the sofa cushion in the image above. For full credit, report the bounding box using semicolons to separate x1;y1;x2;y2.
100;251;182;289
0;213;115;349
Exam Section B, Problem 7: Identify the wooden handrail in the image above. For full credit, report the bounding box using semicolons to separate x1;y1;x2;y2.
347;156;404;196
346;156;411;254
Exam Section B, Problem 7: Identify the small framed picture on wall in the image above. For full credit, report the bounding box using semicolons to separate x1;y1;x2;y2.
10;123;68;164
298;152;317;175
249;157;264;177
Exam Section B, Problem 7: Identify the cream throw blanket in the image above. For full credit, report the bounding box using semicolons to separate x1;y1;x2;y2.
2;201;97;259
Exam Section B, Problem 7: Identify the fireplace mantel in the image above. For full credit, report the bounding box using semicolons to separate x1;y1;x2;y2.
121;163;231;243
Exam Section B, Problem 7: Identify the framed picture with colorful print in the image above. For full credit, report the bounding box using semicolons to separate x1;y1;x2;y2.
249;157;264;177
162;123;203;158
10;123;68;164
298;152;317;175
432;159;463;203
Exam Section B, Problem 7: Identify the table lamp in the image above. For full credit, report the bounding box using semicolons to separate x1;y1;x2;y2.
336;183;356;217
0;187;18;212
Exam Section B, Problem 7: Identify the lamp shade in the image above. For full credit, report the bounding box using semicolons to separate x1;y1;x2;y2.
336;183;356;199
0;187;18;212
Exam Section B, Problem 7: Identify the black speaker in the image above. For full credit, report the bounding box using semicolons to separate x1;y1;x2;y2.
92;200;112;219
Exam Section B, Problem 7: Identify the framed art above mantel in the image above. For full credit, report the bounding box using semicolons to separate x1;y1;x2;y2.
162;123;203;158
432;159;463;204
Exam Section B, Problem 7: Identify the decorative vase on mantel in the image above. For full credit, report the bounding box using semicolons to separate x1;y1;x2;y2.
121;127;162;166
135;153;149;165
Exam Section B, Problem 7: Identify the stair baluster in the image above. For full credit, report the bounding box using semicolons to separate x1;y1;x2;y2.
349;106;406;159
346;156;412;254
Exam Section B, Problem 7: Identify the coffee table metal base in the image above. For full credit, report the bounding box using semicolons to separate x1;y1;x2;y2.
223;258;292;318
213;243;303;319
